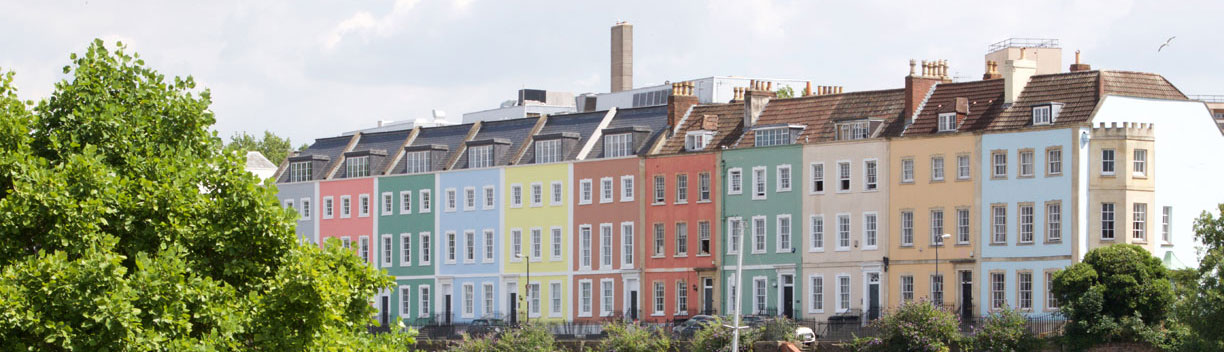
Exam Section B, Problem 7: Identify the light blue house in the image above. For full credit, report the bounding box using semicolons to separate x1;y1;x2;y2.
978;126;1084;317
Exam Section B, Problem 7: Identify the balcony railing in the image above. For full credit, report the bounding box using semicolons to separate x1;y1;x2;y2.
987;38;1060;53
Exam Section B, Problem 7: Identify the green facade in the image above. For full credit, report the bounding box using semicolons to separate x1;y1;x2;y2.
377;174;436;322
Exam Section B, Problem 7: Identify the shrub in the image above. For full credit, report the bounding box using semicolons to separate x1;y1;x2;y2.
691;316;760;352
853;301;963;352
598;321;674;352
972;308;1042;352
759;318;800;343
1053;244;1174;350
451;323;562;352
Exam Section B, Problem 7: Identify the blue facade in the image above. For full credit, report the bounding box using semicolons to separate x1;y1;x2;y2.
276;182;317;244
979;128;1075;316
436;168;504;322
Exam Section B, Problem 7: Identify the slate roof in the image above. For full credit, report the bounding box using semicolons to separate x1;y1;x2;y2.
277;135;352;183
453;117;539;169
588;105;669;158
734;89;906;148
387;123;474;175
334;129;412;178
988;70;1186;131
656;102;745;155
904;79;1006;136
519;110;607;164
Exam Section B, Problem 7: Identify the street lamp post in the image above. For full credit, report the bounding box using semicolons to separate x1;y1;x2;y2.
516;253;529;325
936;233;952;307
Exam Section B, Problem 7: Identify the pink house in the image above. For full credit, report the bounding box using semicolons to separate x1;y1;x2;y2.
319;177;376;264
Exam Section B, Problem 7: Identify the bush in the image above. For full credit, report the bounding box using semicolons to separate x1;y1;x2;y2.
972;308;1041;352
1053;244;1174;350
597;321;675;352
691;316;760;352
850;301;963;352
451;324;562;352
759;318;800;343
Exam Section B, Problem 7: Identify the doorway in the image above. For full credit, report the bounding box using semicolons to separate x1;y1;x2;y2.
867;272;880;320
960;270;974;319
380;295;389;326
702;277;714;315
781;274;794;319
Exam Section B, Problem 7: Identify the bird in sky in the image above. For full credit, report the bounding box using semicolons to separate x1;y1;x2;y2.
1158;36;1176;52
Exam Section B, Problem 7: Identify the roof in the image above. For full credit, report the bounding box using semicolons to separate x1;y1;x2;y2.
519;110;607;164
904;79;1006;136
734;89;906;147
387;123;474;174
335;129;412;178
453;117;539;168
245;151;278;170
587;105;669;158
656;102;745;155
276;135;351;183
989;70;1187;130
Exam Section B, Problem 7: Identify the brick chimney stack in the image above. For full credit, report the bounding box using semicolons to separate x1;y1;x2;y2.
1003;50;1037;104
611;22;633;92
743;80;776;128
1069;50;1092;72
905;59;944;120
983;61;1002;80
667;81;698;128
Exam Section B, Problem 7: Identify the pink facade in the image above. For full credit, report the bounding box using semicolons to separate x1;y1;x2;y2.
642;152;720;322
571;157;642;322
318;178;376;264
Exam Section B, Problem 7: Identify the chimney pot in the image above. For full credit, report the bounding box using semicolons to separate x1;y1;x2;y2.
805;81;812;96
909;59;917;76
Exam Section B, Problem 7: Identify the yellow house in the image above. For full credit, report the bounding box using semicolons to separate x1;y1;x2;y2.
503;162;572;322
1087;122;1157;254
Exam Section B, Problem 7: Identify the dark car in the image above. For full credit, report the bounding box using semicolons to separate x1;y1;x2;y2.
672;315;718;338
466;318;507;337
739;315;767;328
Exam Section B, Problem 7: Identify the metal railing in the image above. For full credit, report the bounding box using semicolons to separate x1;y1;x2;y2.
797;315;1068;341
1189;95;1224;103
987;38;1060;53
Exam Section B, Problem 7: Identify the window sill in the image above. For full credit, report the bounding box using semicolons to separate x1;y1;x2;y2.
862;247;878;251
578;313;592;318
578;201;592;205
530;204;543;208
808;191;826;195
420;210;432;214
929;179;945;183
955;177;971;182
483;207;495;211
444;209;456;213
674;201;688;205
1045;173;1062;178
900;244;914;248
1161;242;1174;247
696;253;711;257
509;205;522;209
1133;174;1147;179
1100;238;1116;241
696;199;712;204
834;248;850;252
652;202;665;206
900;180;914;185
599;200;613;204
990;176;1007;180
621;198;634;203
863;188;879;193
399;212;412;215
1017;242;1035;246
776;189;792;193
675;254;688;258
751;196;767;201
956;242;971;247
1043;240;1062;245
651;313;665;317
652;255;666;259
988;242;1007;246
1100;173;1116;178
809;249;825;253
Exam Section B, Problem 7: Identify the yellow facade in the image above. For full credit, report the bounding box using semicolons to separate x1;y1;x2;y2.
503;162;571;321
887;133;979;312
1087;123;1157;254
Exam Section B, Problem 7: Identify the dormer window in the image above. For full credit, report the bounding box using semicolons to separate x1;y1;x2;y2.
405;151;429;174
346;156;370;177
835;120;877;141
289;161;312;182
685;131;714;151
604;133;632;158
535;139;562;163
469;145;493;168
755;127;793;147
1031;102;1062;126
938;113;957;132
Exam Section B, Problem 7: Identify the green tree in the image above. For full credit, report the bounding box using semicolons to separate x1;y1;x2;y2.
0;40;414;350
775;86;795;99
451;324;563;352
1170;204;1224;350
224;131;295;165
848;301;963;352
1052;244;1174;350
971;308;1042;352
598;321;675;352
690;316;760;352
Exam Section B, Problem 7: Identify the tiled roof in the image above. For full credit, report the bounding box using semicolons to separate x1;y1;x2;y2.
588;105;668;158
734;89;906;147
519;110;607;164
277;135;351;183
453;117;538;169
988;70;1186;131
904;79;1006;136
335;129;411;178
387;123;473;174
656;102;744;155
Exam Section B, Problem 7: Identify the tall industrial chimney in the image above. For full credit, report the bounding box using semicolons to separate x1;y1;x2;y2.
611;22;633;92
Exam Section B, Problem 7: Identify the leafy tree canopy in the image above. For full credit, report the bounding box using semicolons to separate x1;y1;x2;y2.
1172;204;1224;350
1052;244;1173;349
0;39;413;350
224;131;295;166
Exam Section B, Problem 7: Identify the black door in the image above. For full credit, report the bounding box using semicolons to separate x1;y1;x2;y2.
868;283;880;320
782;275;794;319
961;271;974;319
629;290;638;321
508;293;518;324
703;278;714;314
444;294;452;325
380;296;389;326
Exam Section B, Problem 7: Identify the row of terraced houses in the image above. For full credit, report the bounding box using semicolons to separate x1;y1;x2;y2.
272;42;1224;328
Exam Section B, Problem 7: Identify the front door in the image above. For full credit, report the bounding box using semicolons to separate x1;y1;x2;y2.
629;290;638;321
702;278;714;314
867;273;880;320
380;295;389;326
444;294;452;325
508;292;518;324
781;275;794;319
960;271;974;319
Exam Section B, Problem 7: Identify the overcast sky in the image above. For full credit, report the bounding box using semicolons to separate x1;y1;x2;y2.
1;0;1219;145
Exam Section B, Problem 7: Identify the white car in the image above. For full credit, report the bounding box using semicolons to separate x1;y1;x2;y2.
795;326;816;348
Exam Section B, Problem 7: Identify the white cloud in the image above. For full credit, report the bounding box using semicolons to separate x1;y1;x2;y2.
321;0;421;51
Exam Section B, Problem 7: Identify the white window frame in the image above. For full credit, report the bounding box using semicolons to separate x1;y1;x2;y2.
579;179;593;205
900;211;914;246
549;281;562;318
550;227;563;260
621;222;635;268
483;229;495;263
323;196;334;219
340;195;352;218
957;208;971;244
400;285;412;316
751;166;767;200
1019;204;1034;243
510;229;522;261
510;184;523;208
652;223;665;257
464;230;476;263
776;215;792;253
990;272;1006;311
530;228;542;261
400;233;412;266
1134;203;1147;241
931;156;944;181
530;182;543;207
289;161;312;182
901;158;915;183
399;191;412;214
1133;149;1147;177
808;275;824;313
675;173;689;204
358;236;370;262
864;159;879;191
836;274;851;313
776;164;792;192
358;194;370;217
675;222;689;256
444;231;457;264
600;223;613;268
1032;106;1052;125
381;234;393;267
727;217;743;255
901;275;914;302
419;232;431;265
957;154;970;180
604;133;633;158
444;188;457;212
698;221;711;256
550;181;563;206
938;112;957;131
483;283;495;316
1019;150;1035;177
653;281;666;316
535;139;562;164
1101;202;1116;240
579;225;593;270
809;214;824;252
1047;202;1062;242
578;279;593;317
404;151;429;174
1047;148;1062;176
463;187;476;211
752;276;768;314
620;175;635;202
728;168;743;195
698;172;711;202
931;208;945;246
483;185;495;210
992;151;1008;178
1017;271;1033;311
751;216;767;254
836;213;851;251
462;283;475;318
809;162;825;194
837;161;851;193
600;177;614;204
1101;149;1116;176
469;145;493;168
419;189;432;213
676;279;688;315
652;175;666;204
345;156;370;178
600;278;615;317
992;205;1007;244
863;212;878;250
418;285;431;318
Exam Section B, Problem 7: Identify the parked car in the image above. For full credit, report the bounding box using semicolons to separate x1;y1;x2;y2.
466;318;507;337
739;315;767;328
795;326;816;348
672;315;718;338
